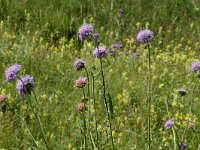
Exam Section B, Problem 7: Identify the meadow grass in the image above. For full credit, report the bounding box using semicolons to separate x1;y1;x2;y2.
1;0;200;149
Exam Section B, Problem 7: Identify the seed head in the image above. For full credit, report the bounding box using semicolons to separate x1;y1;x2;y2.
76;102;87;112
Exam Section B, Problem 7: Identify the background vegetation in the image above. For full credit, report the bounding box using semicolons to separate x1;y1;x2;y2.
0;0;200;149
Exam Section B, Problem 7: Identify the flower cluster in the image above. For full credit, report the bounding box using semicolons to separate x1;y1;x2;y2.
17;75;34;97
164;119;174;129
93;46;108;58
75;77;87;88
74;59;85;71
180;143;188;149
137;29;154;44
78;24;93;41
5;64;21;82
191;61;200;72
111;44;123;49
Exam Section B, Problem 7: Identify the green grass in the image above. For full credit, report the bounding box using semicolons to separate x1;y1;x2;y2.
1;0;200;149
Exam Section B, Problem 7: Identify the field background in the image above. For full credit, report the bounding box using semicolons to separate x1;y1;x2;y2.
1;0;200;149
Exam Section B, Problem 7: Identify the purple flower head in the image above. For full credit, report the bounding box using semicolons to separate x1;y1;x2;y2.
111;44;123;49
177;88;187;96
134;52;141;59
78;24;93;41
137;29;154;44
74;59;85;71
180;143;188;149
191;61;200;72
93;46;108;58
5;64;21;82
17;75;34;98
164;119;174;129
110;50;116;56
93;33;100;39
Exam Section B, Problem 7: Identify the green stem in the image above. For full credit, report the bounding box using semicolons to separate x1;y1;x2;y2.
147;43;151;149
172;128;176;150
17;76;50;150
82;88;87;149
4;101;12;110
85;68;93;148
93;35;114;149
30;93;50;150
99;57;115;150
189;78;199;113
83;113;87;150
92;71;99;149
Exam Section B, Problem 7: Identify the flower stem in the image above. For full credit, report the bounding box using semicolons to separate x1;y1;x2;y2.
17;76;50;150
99;57;115;150
91;71;99;149
32;91;50;150
147;43;151;149
84;68;92;147
82;88;87;150
189;78;199;113
93;36;114;149
83;113;87;150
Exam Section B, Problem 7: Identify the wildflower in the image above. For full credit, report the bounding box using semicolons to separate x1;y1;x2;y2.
5;64;21;82
76;102;87;112
0;95;7;103
191;61;200;72
177;88;187;96
78;24;93;40
137;29;154;44
74;59;85;71
93;46;108;58
111;44;123;49
134;52;141;59
93;33;100;39
110;50;116;56
16;75;34;97
164;119;174;129
75;77;87;88
180;143;188;149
